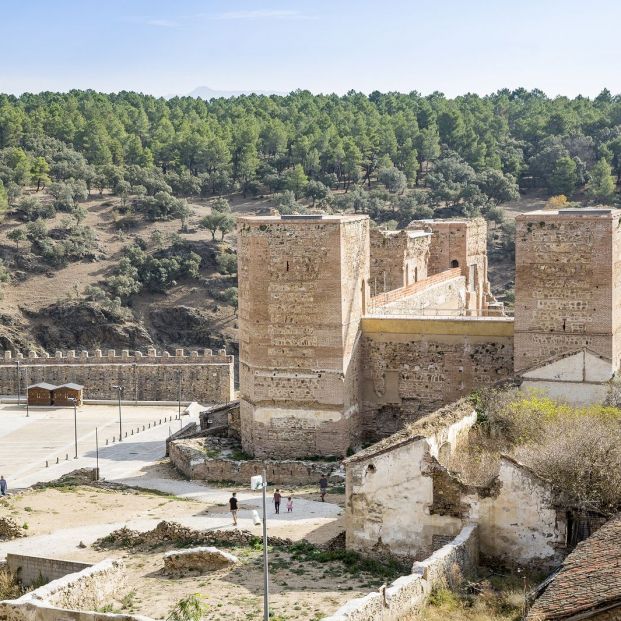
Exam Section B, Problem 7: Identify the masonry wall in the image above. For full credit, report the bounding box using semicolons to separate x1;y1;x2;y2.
169;438;342;485
409;218;490;311
360;317;514;436
369;229;430;294
463;457;567;569
324;524;479;621
0;349;234;404
345;406;567;571
370;273;466;316
0;559;150;621
238;215;369;458
6;554;92;588
345;404;476;559
514;210;621;372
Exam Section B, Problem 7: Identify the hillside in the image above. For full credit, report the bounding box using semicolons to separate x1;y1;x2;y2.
0;192;272;356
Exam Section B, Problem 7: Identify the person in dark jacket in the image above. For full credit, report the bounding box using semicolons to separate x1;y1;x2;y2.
229;492;238;526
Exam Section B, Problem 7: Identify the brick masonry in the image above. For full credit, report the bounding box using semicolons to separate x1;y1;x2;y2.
514;209;621;373
237;215;369;458
0;348;234;404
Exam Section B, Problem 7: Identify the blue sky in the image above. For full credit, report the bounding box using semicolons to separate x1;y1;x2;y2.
2;0;621;97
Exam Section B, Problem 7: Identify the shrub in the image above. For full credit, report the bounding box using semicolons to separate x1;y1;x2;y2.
17;196;55;221
216;252;237;275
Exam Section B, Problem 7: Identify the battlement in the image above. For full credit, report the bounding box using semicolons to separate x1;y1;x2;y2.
1;348;233;365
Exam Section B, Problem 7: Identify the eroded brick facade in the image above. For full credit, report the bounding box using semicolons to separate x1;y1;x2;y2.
514;209;621;372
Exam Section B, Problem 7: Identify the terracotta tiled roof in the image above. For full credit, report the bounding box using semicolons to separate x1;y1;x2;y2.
527;515;621;620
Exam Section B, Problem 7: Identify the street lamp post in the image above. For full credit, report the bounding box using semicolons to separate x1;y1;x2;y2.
251;471;269;621
68;397;78;459
112;385;124;441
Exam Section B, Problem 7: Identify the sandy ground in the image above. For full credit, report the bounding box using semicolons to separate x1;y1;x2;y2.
1;481;349;621
101;545;382;621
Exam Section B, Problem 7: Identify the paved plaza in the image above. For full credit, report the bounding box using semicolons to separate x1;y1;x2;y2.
0;402;191;488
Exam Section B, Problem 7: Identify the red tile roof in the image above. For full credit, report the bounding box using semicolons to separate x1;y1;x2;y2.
527;515;621;620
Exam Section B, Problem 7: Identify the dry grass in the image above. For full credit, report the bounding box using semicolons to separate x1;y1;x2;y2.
0;566;22;600
413;572;530;621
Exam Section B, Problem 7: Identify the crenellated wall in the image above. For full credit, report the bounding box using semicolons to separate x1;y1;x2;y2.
0;348;235;404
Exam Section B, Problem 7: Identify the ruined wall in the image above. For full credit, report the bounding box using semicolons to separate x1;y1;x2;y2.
0;349;234;404
345;403;567;570
6;554;92;588
0;560;150;621
463;457;567;569
369;228;430;294
360;317;513;435
324;524;479;621
169;438;342;485
514;209;621;373
370;273;466;316
238;215;369;458
409;218;490;311
345;402;477;559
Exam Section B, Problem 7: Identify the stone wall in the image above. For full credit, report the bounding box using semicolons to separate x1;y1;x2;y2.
360;317;514;434
369;272;466;316
323;524;479;621
514;209;621;373
0;559;152;621
0;348;234;404
6;554;91;588
345;401;568;570
409;218;491;311
169;437;342;485
238;214;369;458
463;457;567;569
369;228;430;294
345;401;477;559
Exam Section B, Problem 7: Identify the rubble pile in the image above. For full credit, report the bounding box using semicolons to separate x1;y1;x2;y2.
94;520;292;550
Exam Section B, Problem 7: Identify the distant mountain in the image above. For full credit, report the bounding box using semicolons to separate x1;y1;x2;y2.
187;86;286;100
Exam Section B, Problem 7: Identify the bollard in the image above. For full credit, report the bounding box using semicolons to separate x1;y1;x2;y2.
106;439;108;445
112;436;115;442
45;460;48;468
125;432;127;438
56;457;59;464
142;425;145;431
148;423;150;428
65;453;68;461
159;419;161;424
131;429;133;435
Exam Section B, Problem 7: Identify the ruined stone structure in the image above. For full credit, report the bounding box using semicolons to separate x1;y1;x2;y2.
237;207;621;458
0;348;234;404
514;208;621;373
238;215;369;458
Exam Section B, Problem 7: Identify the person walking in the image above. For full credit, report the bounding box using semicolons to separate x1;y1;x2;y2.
229;492;238;526
273;489;282;514
0;476;7;496
319;475;328;502
286;496;294;513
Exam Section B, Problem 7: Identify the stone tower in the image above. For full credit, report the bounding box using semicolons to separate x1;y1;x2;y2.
514;207;621;373
237;214;370;458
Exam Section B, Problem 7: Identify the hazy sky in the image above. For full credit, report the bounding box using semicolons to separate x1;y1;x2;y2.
2;0;621;98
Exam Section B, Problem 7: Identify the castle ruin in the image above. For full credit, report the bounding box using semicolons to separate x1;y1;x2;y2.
238;208;621;459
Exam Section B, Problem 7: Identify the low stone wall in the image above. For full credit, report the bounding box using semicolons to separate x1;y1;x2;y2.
169;438;342;485
0;348;234;405
323;524;479;621
0;559;154;621
6;554;92;587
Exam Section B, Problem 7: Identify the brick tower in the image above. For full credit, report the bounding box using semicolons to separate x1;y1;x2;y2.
514;207;621;373
237;214;370;458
